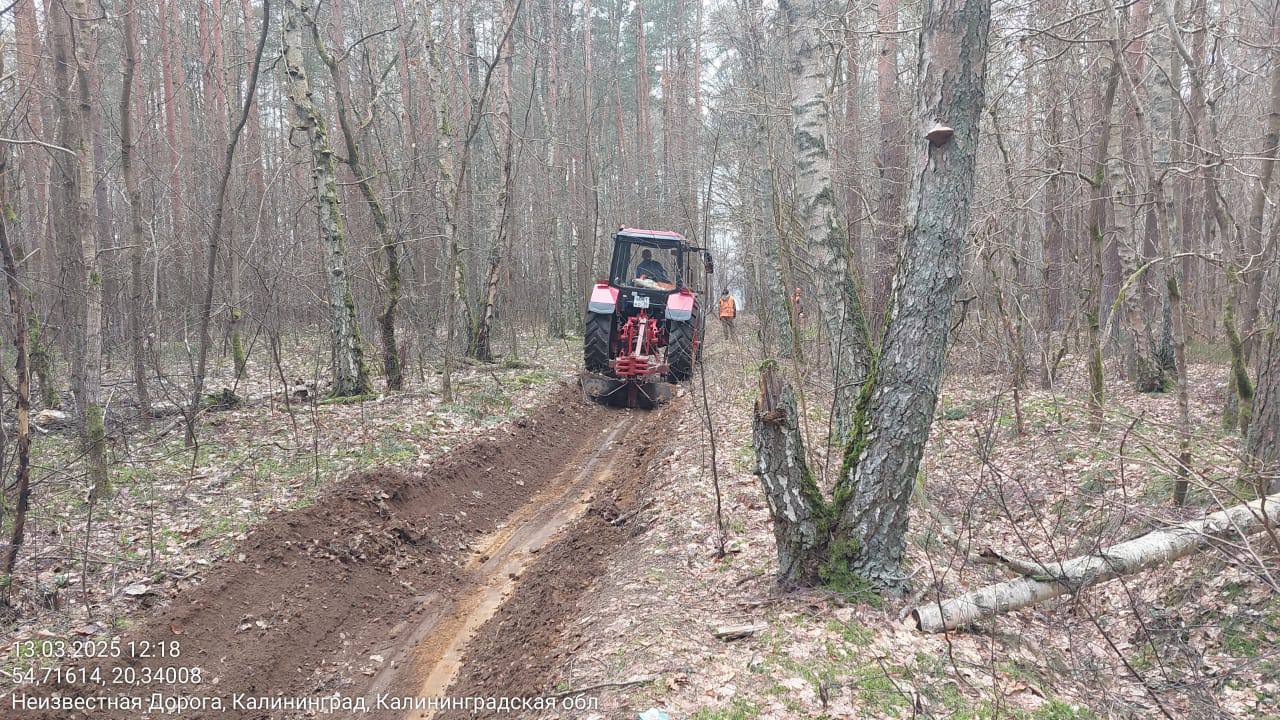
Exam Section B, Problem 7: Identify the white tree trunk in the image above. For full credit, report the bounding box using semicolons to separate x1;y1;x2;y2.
781;0;872;435
914;494;1280;633
282;0;370;397
752;366;827;585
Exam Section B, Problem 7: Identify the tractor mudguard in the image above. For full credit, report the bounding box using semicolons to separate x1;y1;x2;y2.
665;289;695;321
587;283;619;314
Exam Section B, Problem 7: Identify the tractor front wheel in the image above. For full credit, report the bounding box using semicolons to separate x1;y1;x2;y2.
584;312;613;373
667;319;696;382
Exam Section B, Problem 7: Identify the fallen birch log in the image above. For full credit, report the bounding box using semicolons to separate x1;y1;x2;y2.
712;622;768;640
913;494;1280;633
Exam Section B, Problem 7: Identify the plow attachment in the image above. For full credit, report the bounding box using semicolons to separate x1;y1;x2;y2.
579;372;674;409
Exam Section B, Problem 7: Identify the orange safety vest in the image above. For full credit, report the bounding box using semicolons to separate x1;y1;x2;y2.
718;294;736;319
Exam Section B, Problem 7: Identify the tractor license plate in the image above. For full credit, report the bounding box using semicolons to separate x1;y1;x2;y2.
632;295;650;309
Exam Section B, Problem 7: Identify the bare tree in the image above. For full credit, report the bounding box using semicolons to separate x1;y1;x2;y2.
282;0;372;398
781;0;871;435
310;7;407;390
120;0;152;427
0;57;34;591
755;0;993;589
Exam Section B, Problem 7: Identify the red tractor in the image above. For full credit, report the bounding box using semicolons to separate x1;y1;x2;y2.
581;228;713;408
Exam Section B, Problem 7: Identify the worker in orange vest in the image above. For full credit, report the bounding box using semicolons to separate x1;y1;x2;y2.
717;288;737;341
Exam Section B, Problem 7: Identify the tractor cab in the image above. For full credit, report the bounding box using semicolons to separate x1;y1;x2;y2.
606;230;689;319
610;231;687;290
582;228;714;408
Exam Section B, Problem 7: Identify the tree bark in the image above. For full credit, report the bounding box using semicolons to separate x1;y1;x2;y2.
14;0;56;410
872;0;905;330
1040;34;1066;388
1234;8;1280;430
914;492;1280;632
753;366;829;586
1085;63;1121;434
781;0;872;436
13;0;50;284
1244;269;1279;493
120;0;152;427
753;0;993;591
51;0;108;495
0;63;33;588
829;0;992;588
740;0;793;355
282;0;371;398
159;0;189;300
1240;8;1280;369
311;11;406;390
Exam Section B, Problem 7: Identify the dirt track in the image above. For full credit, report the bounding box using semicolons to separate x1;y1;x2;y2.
17;381;675;719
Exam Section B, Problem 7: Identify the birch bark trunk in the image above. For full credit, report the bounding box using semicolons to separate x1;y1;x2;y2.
830;0;992;588
914;493;1280;632
311;12;405;390
753;0;993;590
282;0;371;398
781;0;872;436
753;366;828;585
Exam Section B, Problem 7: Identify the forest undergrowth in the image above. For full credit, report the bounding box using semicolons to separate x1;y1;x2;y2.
0;332;578;674
550;329;1277;720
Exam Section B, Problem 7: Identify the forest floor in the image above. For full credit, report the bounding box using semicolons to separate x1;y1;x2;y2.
500;332;1277;720
0;332;580;675
2;326;1276;720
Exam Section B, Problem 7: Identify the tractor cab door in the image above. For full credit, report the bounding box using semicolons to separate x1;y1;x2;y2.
681;247;705;293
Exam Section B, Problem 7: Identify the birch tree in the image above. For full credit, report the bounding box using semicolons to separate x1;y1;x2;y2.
781;0;872;435
310;9;406;390
755;0;993;589
282;0;372;398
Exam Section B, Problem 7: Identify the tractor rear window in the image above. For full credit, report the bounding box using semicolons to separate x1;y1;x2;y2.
613;241;680;290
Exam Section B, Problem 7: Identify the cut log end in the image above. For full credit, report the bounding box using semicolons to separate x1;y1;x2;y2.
910;606;930;632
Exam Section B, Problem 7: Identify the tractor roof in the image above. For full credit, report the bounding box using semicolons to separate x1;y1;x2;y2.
616;228;687;245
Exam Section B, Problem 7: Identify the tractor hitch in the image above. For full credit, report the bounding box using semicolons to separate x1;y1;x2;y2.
579;372;673;410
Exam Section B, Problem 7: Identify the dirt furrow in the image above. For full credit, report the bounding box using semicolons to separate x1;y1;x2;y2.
435;400;679;719
17;382;658;720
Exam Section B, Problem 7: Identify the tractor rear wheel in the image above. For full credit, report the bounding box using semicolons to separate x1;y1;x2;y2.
584;312;613;373
667;319;696;382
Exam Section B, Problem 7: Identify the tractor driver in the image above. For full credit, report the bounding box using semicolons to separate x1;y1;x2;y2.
635;248;670;283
